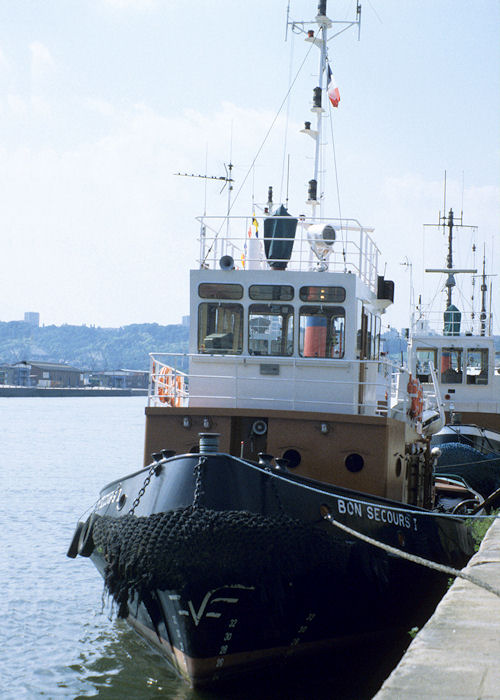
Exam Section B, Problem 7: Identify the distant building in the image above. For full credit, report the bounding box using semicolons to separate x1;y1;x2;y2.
11;361;82;387
87;369;149;389
182;315;190;327
24;312;40;327
414;318;433;334
0;364;11;384
5;363;32;386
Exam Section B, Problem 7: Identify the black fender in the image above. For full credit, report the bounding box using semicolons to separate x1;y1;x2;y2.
66;521;84;558
77;514;97;557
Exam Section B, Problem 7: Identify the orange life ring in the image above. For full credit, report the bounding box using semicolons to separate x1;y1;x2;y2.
158;366;183;407
158;366;173;405
416;384;424;417
407;375;423;420
173;374;183;407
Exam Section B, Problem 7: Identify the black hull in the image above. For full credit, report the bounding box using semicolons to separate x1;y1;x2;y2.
81;453;474;686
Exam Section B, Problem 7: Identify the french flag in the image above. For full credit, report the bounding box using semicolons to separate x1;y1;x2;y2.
327;64;340;108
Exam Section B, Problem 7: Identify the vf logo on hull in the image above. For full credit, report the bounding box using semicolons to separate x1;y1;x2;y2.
169;585;255;626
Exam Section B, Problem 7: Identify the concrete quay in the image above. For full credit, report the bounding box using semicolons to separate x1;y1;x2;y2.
0;386;147;397
374;517;500;700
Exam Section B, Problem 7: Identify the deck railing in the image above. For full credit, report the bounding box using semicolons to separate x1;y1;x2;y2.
148;352;412;421
412;310;494;337
197;215;380;293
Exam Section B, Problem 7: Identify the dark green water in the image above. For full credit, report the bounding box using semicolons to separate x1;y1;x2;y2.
0;397;408;699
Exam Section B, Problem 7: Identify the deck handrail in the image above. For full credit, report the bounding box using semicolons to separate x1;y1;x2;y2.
411;310;494;338
196;215;381;291
147;352;412;421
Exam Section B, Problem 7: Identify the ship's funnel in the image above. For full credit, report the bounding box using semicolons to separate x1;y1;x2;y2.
263;204;297;270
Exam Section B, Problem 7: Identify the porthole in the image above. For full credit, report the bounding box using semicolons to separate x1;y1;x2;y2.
345;453;364;473
395;457;402;477
283;449;301;469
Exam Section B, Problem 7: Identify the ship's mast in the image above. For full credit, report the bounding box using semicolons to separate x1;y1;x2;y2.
480;251;487;336
290;0;361;219
310;2;329;219
472;247;497;337
424;186;497;336
445;208;456;308
424;202;477;312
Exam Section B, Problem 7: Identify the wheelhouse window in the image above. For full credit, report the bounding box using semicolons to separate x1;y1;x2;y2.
441;347;463;384
300;286;346;303
198;303;243;354
466;348;489;385
299;306;345;358
198;283;243;300
248;304;294;356
416;348;437;383
249;285;294;301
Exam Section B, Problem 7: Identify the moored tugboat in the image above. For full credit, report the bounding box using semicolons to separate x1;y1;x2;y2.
68;1;474;687
407;202;500;514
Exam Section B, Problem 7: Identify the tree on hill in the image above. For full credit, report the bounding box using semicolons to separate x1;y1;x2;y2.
0;321;189;370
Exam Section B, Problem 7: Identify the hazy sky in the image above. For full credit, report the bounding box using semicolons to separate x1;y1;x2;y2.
1;0;499;332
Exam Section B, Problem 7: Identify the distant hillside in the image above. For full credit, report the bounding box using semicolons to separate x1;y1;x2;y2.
2;321;497;372
0;322;189;370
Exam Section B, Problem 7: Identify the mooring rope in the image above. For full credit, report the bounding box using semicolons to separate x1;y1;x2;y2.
322;511;500;599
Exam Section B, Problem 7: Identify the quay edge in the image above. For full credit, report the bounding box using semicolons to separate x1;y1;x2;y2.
373;517;500;699
0;386;147;397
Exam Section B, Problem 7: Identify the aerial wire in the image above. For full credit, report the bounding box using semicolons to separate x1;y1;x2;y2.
286;154;291;207
279;23;295;203
327;82;347;269
251;164;256;211
365;0;383;24
203;144;208;216
460;170;465;219
421;224;425;304
202;38;316;266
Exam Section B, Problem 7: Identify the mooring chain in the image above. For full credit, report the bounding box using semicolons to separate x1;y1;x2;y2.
127;463;158;516
193;456;207;509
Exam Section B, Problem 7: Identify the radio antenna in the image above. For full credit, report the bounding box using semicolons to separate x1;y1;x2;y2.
175;169;234;194
175;167;235;266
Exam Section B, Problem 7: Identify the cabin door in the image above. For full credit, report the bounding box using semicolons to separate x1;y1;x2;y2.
358;308;369;413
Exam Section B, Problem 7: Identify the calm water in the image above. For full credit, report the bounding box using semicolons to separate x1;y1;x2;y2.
0;397;407;699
